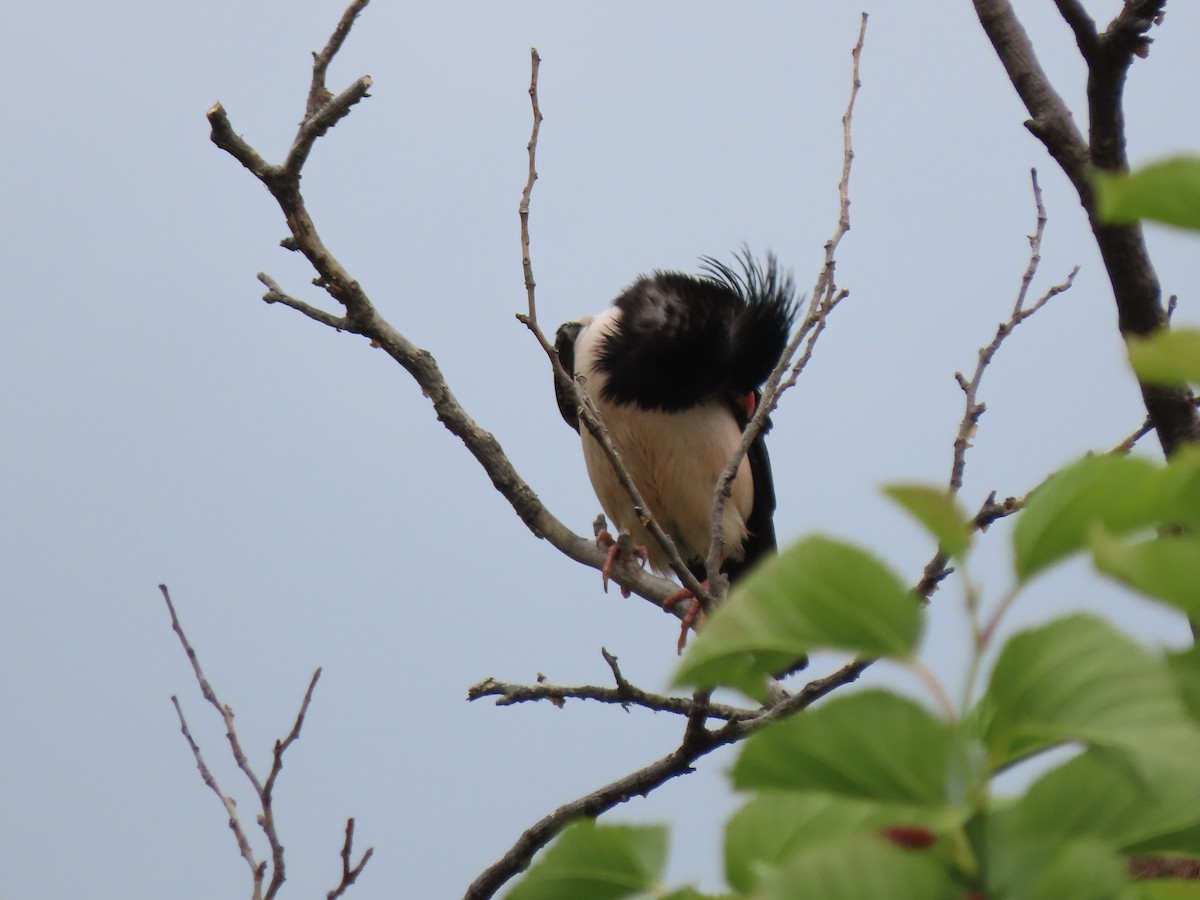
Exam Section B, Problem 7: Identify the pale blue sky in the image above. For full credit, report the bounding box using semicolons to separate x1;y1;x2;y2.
3;2;1199;897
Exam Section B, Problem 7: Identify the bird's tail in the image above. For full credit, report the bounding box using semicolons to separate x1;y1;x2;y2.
700;250;798;395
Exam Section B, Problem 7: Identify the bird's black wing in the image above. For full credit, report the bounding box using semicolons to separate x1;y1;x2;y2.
554;322;583;432
721;391;778;584
597;273;739;412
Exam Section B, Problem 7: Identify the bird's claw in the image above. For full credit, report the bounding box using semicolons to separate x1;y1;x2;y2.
595;529;648;598
662;584;708;653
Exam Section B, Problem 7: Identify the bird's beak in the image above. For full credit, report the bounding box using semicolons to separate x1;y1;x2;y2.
555;320;585;351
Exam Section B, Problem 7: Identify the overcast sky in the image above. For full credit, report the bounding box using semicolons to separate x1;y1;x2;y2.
3;2;1199;898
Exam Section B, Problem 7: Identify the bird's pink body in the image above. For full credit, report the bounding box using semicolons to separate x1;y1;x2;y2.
573;307;753;576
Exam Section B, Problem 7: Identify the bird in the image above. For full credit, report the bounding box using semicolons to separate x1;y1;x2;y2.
554;251;795;645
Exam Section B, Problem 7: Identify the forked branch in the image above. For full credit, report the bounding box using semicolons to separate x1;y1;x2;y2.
513;47;712;616
703;11;867;591
161;585;371;900
206;3;690;616
971;0;1199;456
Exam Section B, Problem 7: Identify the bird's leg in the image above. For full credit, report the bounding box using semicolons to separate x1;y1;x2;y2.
594;528;648;598
662;585;707;653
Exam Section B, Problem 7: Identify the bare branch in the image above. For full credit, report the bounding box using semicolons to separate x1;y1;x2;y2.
1112;416;1155;454
600;647;630;695
170;695;265;898
1052;0;1098;60
207;103;279;182
285;76;374;176
327;818;374;900
971;0;1090;191
1111;395;1200;454
208;15;698;622
261;668;323;899
972;0;1200;456
1100;0;1164;76
259;273;347;329
704;12;867;590
950;169;1078;494
1087;2;1163;174
160;585;266;801
308;0;371;121
162;583;367;900
467;675;754;722
511;49;711;618
519;48;543;326
901;172;1076;599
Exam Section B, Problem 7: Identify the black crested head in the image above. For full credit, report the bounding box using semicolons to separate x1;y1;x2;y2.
596;250;797;412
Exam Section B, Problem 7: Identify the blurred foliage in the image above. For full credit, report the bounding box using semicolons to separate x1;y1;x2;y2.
507;317;1200;899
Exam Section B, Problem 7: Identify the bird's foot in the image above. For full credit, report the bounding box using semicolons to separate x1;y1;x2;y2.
662;584;707;654
595;529;648;598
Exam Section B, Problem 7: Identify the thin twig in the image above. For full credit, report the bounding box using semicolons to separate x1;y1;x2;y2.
163;578;367;899
259;273;347;329
909;661;956;720
261;668;323;899
950;170;1078;494
308;0;372;121
1111;416;1155;454
519;48;543;326
910;171;1078;599
703;12;867;589
327;818;374;900
600;647;630;698
511;49;710;615
160;585;266;802
170;695;265;898
1111;395;1200;454
206;103;277;180
467;676;754;722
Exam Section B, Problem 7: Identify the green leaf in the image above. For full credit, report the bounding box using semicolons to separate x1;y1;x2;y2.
724;793;946;893
980;809;1134;900
1161;446;1200;531
1127;329;1200;386
732;691;956;806
1168;644;1200;727
982;615;1200;775
1094;156;1200;231
1019;839;1131;900
1013;454;1162;582
674;536;921;696
504;822;668;900
1016;749;1200;855
1140;881;1200;900
883;484;972;560
1091;529;1200;618
748;832;959;900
